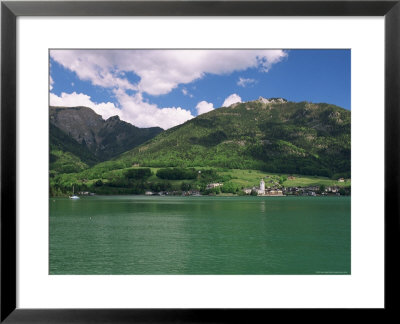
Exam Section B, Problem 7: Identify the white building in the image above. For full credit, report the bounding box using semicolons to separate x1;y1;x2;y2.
260;178;265;191
206;183;223;190
243;188;252;195
256;179;266;196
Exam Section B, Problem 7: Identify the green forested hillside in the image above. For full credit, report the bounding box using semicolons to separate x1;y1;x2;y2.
49;99;351;196
116;99;350;178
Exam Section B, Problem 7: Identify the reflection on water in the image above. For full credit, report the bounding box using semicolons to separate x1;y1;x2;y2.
50;196;350;275
260;200;266;213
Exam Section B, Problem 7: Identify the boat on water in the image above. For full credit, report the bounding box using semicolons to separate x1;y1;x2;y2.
69;186;80;200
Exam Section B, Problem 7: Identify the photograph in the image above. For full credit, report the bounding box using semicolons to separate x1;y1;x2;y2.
49;49;351;275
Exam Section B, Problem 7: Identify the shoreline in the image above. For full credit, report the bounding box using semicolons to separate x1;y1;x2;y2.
50;193;350;199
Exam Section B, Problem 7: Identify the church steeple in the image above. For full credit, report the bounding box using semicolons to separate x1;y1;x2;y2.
260;178;265;191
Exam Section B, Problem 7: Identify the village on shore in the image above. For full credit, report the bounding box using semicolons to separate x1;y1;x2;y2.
77;176;350;197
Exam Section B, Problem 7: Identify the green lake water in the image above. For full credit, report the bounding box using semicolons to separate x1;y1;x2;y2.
49;196;350;275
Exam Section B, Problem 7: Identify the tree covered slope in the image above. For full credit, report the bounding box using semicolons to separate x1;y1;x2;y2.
116;99;350;178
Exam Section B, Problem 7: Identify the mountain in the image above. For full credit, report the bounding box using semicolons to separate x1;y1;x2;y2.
115;98;350;178
49;106;163;173
50;123;99;174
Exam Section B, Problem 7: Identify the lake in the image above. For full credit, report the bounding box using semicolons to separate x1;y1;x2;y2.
49;196;350;275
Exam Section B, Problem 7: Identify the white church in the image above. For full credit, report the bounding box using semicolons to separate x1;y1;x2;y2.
256;178;284;196
257;178;266;195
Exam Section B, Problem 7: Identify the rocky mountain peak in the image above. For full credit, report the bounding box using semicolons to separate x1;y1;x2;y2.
257;97;288;104
106;115;121;122
49;106;163;161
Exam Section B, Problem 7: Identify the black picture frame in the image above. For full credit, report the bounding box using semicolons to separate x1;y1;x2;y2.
1;0;399;322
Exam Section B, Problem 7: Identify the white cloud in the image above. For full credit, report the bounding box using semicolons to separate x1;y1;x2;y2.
222;93;242;107
182;88;193;98
113;90;194;129
196;101;214;115
50;92;121;120
50;49;287;96
237;77;256;87
49;50;288;129
49;76;54;90
50;51;137;91
50;91;194;130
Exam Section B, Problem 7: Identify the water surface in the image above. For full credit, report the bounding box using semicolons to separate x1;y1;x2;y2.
49;196;350;274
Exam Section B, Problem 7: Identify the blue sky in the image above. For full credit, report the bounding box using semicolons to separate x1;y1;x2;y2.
50;49;350;129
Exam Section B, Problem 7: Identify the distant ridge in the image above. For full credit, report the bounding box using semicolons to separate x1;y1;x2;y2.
114;98;350;178
49;106;163;174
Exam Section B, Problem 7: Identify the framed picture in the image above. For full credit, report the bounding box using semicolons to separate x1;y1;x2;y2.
1;0;399;321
